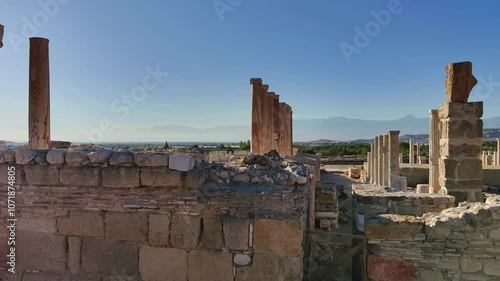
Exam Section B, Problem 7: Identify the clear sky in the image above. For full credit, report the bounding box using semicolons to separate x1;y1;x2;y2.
1;0;499;142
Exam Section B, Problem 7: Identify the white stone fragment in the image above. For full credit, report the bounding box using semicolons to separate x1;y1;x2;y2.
169;154;195;172
233;254;251;266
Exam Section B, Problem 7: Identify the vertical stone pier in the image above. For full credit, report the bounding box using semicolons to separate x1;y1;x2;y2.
370;142;375;184
388;131;400;189
367;151;372;182
287;104;293;155
273;94;280;153
497;139;500;165
29;37;51;149
409;138;414;164
429;109;440;193
382;134;389;186
250;78;263;153
377;135;383;186
416;143;421;163
373;138;379;185
267;92;276;151
438;61;483;202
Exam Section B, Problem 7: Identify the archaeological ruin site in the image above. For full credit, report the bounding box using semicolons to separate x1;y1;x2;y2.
2;25;500;281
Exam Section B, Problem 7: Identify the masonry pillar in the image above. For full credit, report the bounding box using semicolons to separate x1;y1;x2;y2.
372;138;378;185
287;105;293;155
388;131;400;189
370;143;375;184
429;109;440;193
497;138;500;165
273;94;281;154
250;78;263;154
29;38;51;149
399;153;403;164
416;143;421;163
409;138;414;164
367;151;372;182
377;135;383;186
438;61;483;203
382;134;389;186
267;92;276;152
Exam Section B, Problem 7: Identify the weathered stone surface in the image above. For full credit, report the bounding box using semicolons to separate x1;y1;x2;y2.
49;141;72;149
484;260;500;276
109;151;135;166
58;211;104;237
148;214;170;247
235;253;280;281
416;184;429;193
17;231;67;272
223;219;249;250
171;215;201;249
200;217;224;249
24;164;59;185
438;101;483;119
88;150;112;164
139;246;188;281
15;149;37;164
457;159;482;179
253;219;302;255
233;173;250;183
140;167;182;187
419;270;444;281
444;62;477;103
81;238;138;276
66;151;88;166
102;167;141;188
46;150;65;164
233;254;251;266
184;168;206;188
219;171;229;179
134;153;169;166
460;258;482;273
21;272;100;281
281;256;303;281
489;228;500;240
365;214;422;240
169;154;195;171
2;149;15;162
105;212;148;242
188;250;233;281
60;166;100;186
68;236;82;274
367;256;417;281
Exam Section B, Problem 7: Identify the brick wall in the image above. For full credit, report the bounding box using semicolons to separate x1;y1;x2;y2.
0;149;319;281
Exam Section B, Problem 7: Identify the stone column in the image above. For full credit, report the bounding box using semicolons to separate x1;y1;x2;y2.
439;61;483;202
497;139;500;165
399;153;403;163
429;109;440;193
0;24;4;48
416;143;421;163
287;105;293;155
409;138;414;164
388;131;400;189
373;137;379;185
370;143;375;184
377;135;383;186
29;38;51;149
279;102;287;155
382;134;389;186
267;92;276;152
250;78;264;154
273;94;281;154
482;151;487;165
367;151;372;182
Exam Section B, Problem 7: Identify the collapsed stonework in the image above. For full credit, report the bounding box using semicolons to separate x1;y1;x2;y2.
0;148;320;281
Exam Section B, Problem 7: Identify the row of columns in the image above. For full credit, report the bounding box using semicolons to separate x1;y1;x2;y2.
250;78;293;155
367;131;401;189
482;144;500;166
406;139;423;164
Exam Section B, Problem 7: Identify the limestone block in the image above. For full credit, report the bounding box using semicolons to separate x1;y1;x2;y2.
253;219;302;255
109;151;135;166
140;167;182;187
2;149;15;162
24;164;59;185
139;246;188;281
416;184;430;193
17;214;57;233
49;141;72;149
15;149;37;164
134;152;169;166
169;154;195;171
46;150;65;164
444;61;477;103
81;238;138;276
21;272;100;281
367;256;417;281
457;159;482;179
419;270;444;281
460;258;482;273
235;253;280;281
483;260;500;276
171;215;201;249
58;211;104;237
281;256;303;281
184;168;206;188
233;254;251;266
397;176;407;192
188;250;233;281
105;212;148;242
438;101;483;119
17;231;67;272
60;166;100;187
440;143;481;158
223;219;249;250
65;151;88;166
148;214;170;246
200;217;224;249
365;214;422;240
68;236;82;274
102;167;141;188
88;150;112;164
233;173;250;183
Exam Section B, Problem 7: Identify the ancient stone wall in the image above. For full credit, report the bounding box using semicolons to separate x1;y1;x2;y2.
365;195;500;281
0;149;318;281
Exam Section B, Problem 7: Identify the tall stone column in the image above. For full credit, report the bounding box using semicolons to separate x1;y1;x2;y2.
388;131;400;189
372;138;378;185
29;38;51;149
377;135;383;186
250;78;263;154
416;143;421;163
399;153;403;164
370;143;375;184
273;94;281;154
367;151;372;182
0;24;4;48
382;134;389;186
497;139;500;165
439;61;483;203
267;92;276;152
287;105;293;155
409;138;414;164
429;109;440;193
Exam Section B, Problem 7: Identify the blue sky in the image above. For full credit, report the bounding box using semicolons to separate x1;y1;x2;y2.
1;0;500;142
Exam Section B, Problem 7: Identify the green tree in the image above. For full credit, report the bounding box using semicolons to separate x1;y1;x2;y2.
239;140;251;151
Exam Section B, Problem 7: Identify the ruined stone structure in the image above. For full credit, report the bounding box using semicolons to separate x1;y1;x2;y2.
28;38;51;149
0;149;320;280
438;62;483;202
429;109;440;193
250;78;293;156
366;131;402;190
